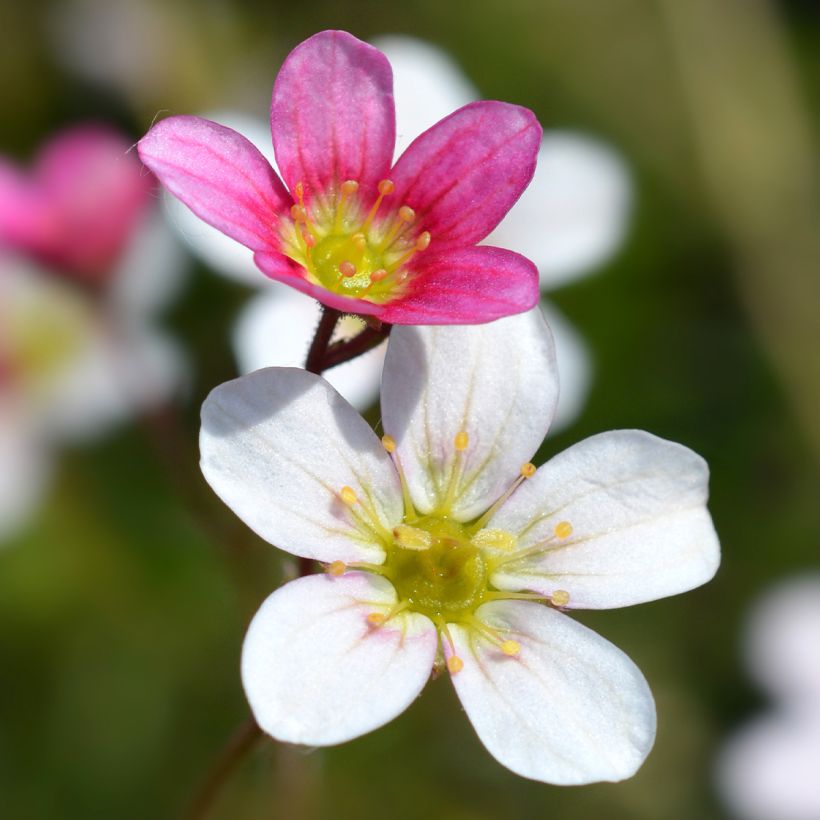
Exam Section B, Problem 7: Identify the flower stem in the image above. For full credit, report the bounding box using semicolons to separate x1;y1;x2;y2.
304;306;341;374
184;715;263;820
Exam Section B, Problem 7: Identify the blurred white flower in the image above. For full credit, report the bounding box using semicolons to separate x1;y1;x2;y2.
717;575;820;820
0;126;186;541
166;37;630;425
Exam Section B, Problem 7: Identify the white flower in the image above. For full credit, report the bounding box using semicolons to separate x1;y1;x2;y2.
0;214;185;542
200;308;719;784
168;37;630;427
717;576;820;820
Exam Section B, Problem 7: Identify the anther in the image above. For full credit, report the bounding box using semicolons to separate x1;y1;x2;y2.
454;431;469;451
370;269;388;283
327;560;346;577
447;655;464;674
520;463;536;478
393;524;433;551
554;521;573;539
340;486;358;506
294;182;305;201
398;205;416;223
339;261;357;278
301;229;316;248
381;434;397;453
551;589;570;607
290;204;307;222
501;640;521;656
367;612;387;627
377;179;394;196
415;231;431;251
471;528;517;552
341;179;359;196
351;233;367;251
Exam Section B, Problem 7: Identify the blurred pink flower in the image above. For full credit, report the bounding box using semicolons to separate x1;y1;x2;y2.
0;125;185;542
717;576;820;820
139;29;542;325
0;125;152;283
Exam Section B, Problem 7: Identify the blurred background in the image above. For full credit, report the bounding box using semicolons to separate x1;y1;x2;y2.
2;1;819;818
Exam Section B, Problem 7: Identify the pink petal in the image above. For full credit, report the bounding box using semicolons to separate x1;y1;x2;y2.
389;101;541;249
138;115;291;254
253;250;390;319
380;246;539;325
271;30;395;200
1;126;151;279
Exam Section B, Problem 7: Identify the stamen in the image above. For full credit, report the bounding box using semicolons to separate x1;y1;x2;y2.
393;524;433;551
341;179;359;197
366;600;410;629
447;656;464;674
362;179;394;231
398;205;416;224
436;620;463;674
551;589;570;607
340;486;358;506
454;431;469;451
338;260;357;278
471;528;517;552
334;179;359;232
338;485;392;545
327;560;347;577
470;462;537;534
369;268;388;283
501;640;521;656
290;204;307;222
367;612;387;626
382;433;418;521
554;521;573;539
440;431;470;513
351;232;367;251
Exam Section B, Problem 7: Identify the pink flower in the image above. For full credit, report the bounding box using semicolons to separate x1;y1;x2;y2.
0;125;152;283
137;30;542;324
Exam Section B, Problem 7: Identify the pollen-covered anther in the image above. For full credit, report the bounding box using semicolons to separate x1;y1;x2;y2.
381;434;397;453
554;520;573;539
338;261;357;278
447;655;464;674
471;528;517;551
454;431;469;451
367;612;387;627
551;589;570;607
370;268;388;283
415;231;431;251
398;205;416;224
326;560;347;577
340;486;358;506
393;524;433;551
340;179;359;197
501;640;521;656
290;203;307;222
520;462;536;478
377;179;394;196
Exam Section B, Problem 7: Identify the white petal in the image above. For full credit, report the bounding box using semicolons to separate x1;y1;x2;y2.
381;308;558;522
490;430;720;608
0;406;51;543
372;36;478;161
242;572;437;746
718;710;820;820
200;368;402;563
743;575;820;702
163;110;275;286
448;600;655;784
541;301;592;432
485;132;632;290
109;208;188;318
233;285;385;411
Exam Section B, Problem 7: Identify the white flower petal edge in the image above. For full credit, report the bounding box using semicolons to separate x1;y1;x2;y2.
163;110;276;285
233;284;385;411
486;133;632;289
541;300;592;433
381;308;558;521
448;600;656;784
242;572;438;746
490;430;720;609
200;367;402;564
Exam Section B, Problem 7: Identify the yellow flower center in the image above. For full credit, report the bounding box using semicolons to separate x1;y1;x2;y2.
280;179;431;302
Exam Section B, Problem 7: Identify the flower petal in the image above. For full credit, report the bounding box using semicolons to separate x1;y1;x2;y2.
542;301;592;432
271;30;395;199
371;35;476;160
138;115;290;253
389;100;541;249
242;572;437;746
163;111;278;286
447;600;656;785
381;308;557;521
200;367;402;563
490;430;720;608
233;285;384;410
485;132;631;289
379;246;538;325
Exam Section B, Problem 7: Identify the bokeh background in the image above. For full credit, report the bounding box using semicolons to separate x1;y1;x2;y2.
2;1;819;818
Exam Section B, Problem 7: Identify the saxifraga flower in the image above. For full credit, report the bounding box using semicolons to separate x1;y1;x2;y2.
199;308;720;784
